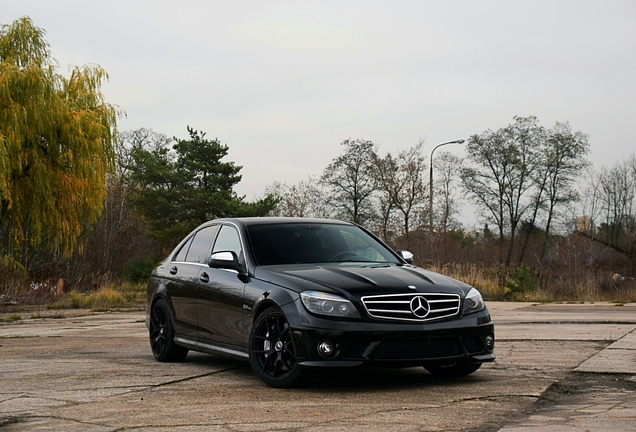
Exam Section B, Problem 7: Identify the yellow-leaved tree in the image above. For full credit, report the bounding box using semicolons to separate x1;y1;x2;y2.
0;16;119;261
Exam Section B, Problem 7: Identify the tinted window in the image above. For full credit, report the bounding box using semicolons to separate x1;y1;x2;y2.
173;236;194;262
246;223;400;265
185;225;220;264
212;225;242;257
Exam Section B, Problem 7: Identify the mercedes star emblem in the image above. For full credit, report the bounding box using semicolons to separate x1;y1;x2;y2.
409;296;430;318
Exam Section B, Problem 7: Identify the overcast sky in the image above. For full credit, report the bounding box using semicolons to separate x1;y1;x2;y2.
4;1;636;203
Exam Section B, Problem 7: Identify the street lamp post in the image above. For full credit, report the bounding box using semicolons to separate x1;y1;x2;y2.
429;139;465;236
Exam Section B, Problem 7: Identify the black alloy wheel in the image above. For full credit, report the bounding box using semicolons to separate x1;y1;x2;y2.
149;298;189;362
249;307;303;388
424;362;482;377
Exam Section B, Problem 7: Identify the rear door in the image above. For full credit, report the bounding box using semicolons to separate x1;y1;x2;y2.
165;225;219;339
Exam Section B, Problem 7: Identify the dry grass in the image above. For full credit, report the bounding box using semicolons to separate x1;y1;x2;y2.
429;263;505;300
428;262;636;303
50;282;145;311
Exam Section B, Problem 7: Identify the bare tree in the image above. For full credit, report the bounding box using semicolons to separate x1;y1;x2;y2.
371;142;428;247
433;152;464;234
517;122;590;264
321;139;378;225
461;116;542;268
371;152;400;241
267;177;330;218
588;156;636;264
538;123;591;260
394;142;428;247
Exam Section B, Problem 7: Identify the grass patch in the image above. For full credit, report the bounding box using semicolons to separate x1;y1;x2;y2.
114;281;146;304
90;288;126;311
49;282;145;311
0;314;22;323
65;288;125;310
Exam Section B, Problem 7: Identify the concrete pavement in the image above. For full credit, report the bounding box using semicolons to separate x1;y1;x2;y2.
495;302;636;432
0;302;635;431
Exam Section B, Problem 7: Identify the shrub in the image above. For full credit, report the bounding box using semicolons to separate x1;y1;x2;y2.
122;256;159;283
69;290;88;309
505;263;536;299
90;288;125;311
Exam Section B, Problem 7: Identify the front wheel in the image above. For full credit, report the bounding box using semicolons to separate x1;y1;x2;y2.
149;298;189;362
424;362;482;377
249;307;303;388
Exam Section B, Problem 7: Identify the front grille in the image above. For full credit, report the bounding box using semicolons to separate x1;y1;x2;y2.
375;337;462;360
361;293;461;322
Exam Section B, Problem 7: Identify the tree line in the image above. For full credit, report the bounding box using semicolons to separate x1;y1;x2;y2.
1;16;635;302
268;118;636;298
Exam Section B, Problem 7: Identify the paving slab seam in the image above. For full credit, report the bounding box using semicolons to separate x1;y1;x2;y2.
10;414;116;431
145;365;249;391
449;394;541;404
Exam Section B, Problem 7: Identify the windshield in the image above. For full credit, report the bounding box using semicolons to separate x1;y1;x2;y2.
246;223;401;266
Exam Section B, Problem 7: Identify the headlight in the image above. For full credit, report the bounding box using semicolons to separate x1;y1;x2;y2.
463;288;485;315
300;291;360;318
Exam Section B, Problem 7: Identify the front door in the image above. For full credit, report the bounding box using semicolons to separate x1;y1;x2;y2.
196;224;247;347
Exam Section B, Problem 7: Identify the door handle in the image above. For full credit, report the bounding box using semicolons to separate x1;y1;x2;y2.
200;272;210;283
170;266;178;275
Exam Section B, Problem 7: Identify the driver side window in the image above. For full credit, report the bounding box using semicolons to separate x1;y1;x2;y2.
213;225;242;258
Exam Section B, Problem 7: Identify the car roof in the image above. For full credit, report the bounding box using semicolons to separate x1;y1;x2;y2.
213;217;356;227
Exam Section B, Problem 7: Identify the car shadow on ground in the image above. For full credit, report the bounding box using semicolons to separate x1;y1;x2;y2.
184;351;490;391
305;367;490;391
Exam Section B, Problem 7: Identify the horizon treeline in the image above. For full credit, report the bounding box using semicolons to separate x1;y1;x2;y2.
3;116;636;303
1;17;635;303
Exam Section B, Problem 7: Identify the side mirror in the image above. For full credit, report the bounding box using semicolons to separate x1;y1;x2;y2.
208;251;244;273
397;250;414;264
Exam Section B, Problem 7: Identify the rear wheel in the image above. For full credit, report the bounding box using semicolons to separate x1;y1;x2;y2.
149;298;189;362
424;362;482;377
249;307;303;388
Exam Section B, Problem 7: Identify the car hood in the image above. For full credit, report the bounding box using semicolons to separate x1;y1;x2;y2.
253;264;472;299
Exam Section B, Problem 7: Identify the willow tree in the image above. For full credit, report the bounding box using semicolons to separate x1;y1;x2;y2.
0;17;119;260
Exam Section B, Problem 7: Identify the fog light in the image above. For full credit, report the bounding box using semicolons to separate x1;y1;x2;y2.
317;340;334;357
485;335;495;350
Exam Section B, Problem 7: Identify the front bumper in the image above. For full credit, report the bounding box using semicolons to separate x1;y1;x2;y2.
282;301;495;368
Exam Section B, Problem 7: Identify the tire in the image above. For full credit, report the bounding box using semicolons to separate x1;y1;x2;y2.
424;362;482;377
149;298;189;362
249;307;303;388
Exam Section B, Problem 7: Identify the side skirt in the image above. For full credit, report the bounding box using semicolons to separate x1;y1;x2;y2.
174;336;249;360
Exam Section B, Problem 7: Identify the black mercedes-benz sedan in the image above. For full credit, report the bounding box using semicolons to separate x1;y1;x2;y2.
146;217;495;387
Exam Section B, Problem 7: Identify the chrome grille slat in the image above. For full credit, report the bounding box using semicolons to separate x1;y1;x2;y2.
434;307;460;313
361;293;461;322
367;309;413;314
365;301;410;304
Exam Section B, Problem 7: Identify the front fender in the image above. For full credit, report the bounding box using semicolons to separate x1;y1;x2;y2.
243;279;300;336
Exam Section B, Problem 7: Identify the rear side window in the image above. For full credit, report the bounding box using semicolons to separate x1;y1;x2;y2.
173;236;194;262
185;225;220;264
